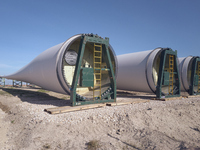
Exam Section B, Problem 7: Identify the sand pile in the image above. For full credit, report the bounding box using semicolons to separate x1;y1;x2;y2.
0;87;200;150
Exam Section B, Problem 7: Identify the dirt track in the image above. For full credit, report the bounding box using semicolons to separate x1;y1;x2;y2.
0;87;200;150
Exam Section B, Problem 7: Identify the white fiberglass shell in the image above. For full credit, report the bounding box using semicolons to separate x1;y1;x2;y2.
178;56;200;94
4;34;117;95
178;56;193;91
116;48;163;93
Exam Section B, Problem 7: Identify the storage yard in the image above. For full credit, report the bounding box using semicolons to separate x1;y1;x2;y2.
0;34;200;150
0;87;200;150
1;0;200;149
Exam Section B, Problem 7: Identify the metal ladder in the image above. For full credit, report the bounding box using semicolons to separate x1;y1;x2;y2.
169;55;174;95
198;62;200;93
93;43;102;100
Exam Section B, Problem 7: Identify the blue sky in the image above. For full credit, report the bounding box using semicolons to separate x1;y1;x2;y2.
0;0;200;76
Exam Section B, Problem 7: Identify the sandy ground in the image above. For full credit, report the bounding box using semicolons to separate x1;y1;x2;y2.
0;87;200;150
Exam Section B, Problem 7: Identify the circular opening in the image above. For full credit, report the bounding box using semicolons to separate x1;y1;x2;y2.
152;51;177;95
146;48;163;93
187;58;193;88
152;51;161;87
193;60;200;93
61;37;116;100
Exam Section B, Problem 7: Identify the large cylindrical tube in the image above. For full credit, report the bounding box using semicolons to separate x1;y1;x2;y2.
3;34;117;98
116;48;161;93
116;48;180;97
178;56;193;92
178;56;200;94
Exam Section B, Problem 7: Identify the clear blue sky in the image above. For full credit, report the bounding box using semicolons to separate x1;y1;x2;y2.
0;0;200;76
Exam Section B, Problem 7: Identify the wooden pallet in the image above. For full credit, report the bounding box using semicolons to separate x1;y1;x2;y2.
151;96;183;101
44;99;150;114
185;95;200;98
44;103;106;114
106;99;149;106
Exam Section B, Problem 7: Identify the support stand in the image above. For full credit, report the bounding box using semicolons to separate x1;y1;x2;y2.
13;80;22;87
156;48;180;99
189;57;200;95
70;34;116;106
0;77;5;87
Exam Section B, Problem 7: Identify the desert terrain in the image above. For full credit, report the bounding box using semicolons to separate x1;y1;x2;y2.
0;87;200;150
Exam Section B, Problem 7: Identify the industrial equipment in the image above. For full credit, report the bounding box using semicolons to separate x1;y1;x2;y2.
179;56;200;95
3;34;117;106
116;48;180;99
12;80;22;87
0;77;5;87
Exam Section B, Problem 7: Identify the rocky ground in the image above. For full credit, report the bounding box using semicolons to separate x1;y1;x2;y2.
0;87;200;150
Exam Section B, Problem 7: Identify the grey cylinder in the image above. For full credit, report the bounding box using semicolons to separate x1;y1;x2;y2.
116;48;163;93
178;56;193;92
178;56;200;94
3;34;117;96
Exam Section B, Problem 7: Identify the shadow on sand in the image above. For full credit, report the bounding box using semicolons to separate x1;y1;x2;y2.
117;90;155;100
0;87;157;107
1;87;71;107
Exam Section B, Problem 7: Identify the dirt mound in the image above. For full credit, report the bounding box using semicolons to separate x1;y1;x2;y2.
0;87;200;150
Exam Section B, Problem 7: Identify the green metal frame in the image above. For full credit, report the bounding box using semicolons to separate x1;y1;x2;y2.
189;57;200;95
156;48;180;98
13;80;22;87
26;82;36;88
0;77;5;87
70;34;116;106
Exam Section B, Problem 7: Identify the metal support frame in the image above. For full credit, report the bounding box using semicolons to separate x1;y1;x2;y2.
189;57;200;95
70;34;116;106
13;80;22;87
198;61;200;93
156;48;180;98
26;82;36;88
0;77;5;87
